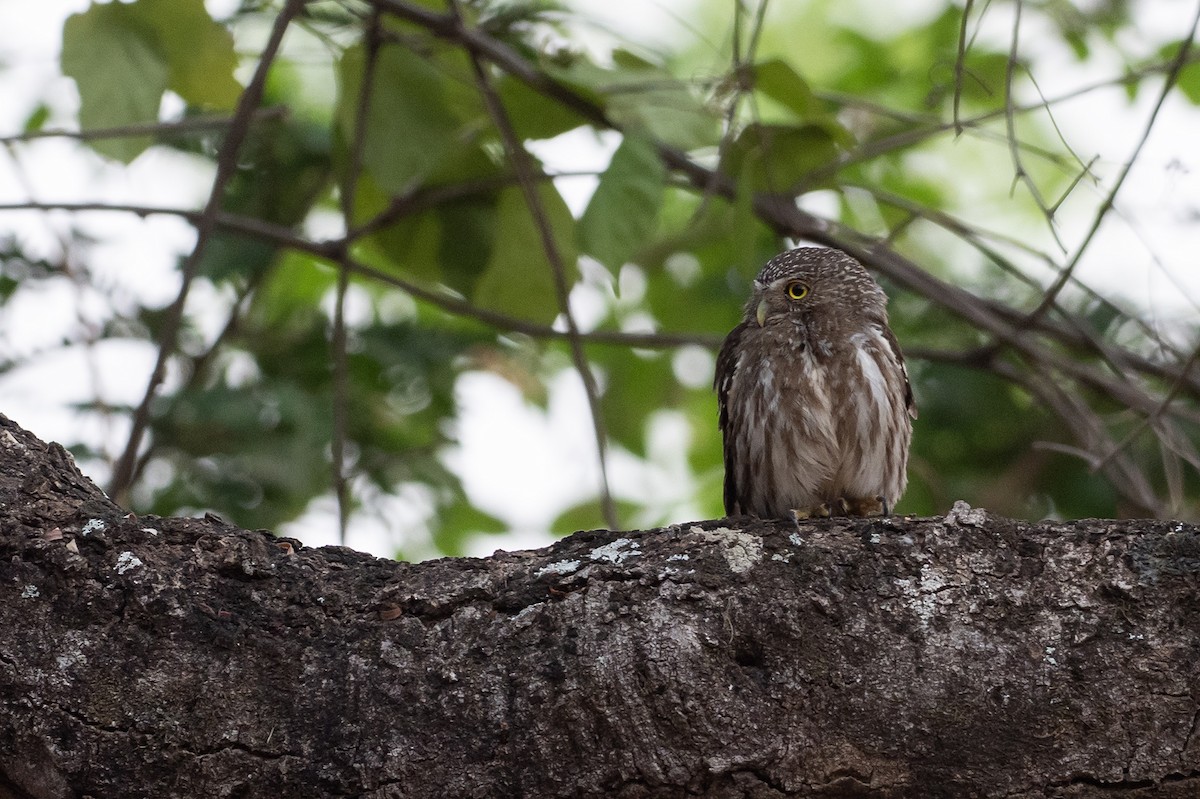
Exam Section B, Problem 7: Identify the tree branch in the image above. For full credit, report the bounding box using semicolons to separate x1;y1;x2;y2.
2;413;1198;797
0;108;287;145
1022;0;1200;326
106;0;308;505
451;0;618;530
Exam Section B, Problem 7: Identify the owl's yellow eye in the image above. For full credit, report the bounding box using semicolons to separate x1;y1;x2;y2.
786;281;810;300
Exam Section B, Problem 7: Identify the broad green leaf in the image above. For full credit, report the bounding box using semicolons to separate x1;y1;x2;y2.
608;87;718;151
352;173;444;284
752;58;819;119
496;75;586;140
336;42;463;193
596;348;675;456
248;250;336;331
352;171;498;294
725;122;841;193
547;53;718;150
578;135;665;269
62;2;169;162
436;198;498;296
474;185;577;323
1178;61;1200;105
1159;43;1200;105
137;0;240;108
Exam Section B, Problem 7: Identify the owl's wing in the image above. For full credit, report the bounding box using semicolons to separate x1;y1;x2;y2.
714;322;747;515
882;325;918;420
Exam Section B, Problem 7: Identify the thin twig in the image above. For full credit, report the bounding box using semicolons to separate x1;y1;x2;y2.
1092;343;1200;474
107;0;307;503
990;359;1162;516
1023;0;1200;327
0;197;723;350
858;182;1200;401
696;0;771;225
330;10;383;545
951;0;973;134
808;51;1200;186
0;109;288;146
449;0;619;530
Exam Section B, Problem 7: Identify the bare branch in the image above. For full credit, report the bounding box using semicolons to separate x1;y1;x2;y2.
0;200;721;351
0;109;287;146
951;0;971;134
107;0;308;505
449;0;619;530
1022;1;1200;327
329;10;384;545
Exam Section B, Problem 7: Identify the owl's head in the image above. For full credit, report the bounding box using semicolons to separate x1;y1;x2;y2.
746;247;888;332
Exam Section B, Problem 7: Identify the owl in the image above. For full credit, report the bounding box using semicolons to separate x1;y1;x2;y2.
714;247;916;519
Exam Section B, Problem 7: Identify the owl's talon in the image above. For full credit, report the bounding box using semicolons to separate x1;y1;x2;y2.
842;496;886;517
791;503;832;524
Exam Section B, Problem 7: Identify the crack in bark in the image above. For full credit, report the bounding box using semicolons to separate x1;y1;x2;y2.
1184;707;1200;758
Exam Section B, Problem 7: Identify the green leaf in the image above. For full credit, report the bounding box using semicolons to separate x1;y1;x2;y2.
578;134;665;269
336;42;464;193
496;75;586;140
248;250;335;331
353;172;445;284
547;54;718;150
474;185;577;323
352;172;499;295
752;58;819;119
725;122;841;192
1178;61;1200;105
62;2;169;162
136;0;241;109
22;104;51;135
608;87;717;151
1160;43;1200;105
596;348;675;456
436;198;498;296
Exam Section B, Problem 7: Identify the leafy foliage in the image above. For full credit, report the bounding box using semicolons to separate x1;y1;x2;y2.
1;0;1198;558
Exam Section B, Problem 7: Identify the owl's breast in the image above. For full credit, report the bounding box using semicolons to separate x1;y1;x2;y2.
728;345;840;514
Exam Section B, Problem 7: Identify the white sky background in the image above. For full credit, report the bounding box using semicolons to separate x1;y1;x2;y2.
0;0;1197;558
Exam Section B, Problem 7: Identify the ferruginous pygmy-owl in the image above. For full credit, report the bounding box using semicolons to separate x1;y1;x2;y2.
715;247;916;519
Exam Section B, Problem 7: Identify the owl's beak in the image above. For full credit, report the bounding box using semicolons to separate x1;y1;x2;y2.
755;299;769;327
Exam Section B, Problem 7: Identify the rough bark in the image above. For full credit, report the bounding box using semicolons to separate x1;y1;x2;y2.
0;414;1198;799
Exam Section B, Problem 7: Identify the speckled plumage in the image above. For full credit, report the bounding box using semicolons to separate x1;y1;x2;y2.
715;247;916;518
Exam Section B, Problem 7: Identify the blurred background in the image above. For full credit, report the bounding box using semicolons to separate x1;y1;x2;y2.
0;0;1198;560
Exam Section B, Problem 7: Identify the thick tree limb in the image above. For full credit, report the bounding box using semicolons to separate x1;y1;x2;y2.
1;413;1198;798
